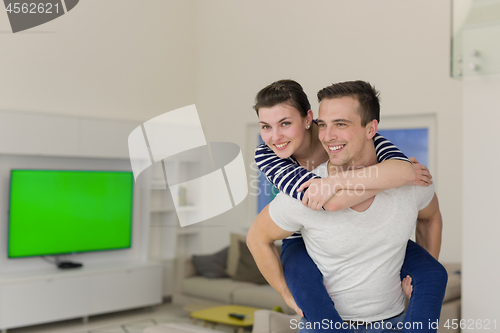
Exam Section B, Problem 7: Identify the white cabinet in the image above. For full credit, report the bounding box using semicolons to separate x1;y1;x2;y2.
78;118;139;158
0;287;4;328
89;266;162;315
0;263;162;331
0;111;79;156
0;110;140;159
2;276;89;328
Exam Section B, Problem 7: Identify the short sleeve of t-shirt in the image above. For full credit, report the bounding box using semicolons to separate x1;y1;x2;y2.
414;183;435;211
269;193;304;232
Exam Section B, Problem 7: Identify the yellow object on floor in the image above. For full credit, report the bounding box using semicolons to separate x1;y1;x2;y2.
190;305;261;332
272;305;284;313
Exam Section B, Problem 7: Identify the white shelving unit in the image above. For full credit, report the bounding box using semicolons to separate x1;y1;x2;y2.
0;110;163;332
144;144;210;299
147;156;204;261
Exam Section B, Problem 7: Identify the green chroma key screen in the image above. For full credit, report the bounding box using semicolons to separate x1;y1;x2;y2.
8;170;134;258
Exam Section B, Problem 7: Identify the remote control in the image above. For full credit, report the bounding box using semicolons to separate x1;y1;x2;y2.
228;313;247;320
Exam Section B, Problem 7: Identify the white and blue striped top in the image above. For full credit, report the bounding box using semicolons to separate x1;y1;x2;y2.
255;133;410;238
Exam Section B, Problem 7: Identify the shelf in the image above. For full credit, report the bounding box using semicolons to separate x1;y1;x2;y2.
150;179;168;189
150;207;174;213
0;262;161;285
149;206;199;213
176;228;200;236
147;158;202;261
176;206;200;212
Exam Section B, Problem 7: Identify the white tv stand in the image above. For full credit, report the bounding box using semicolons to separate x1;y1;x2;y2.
0;262;162;332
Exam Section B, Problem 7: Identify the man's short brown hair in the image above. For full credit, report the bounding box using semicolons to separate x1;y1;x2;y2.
317;81;380;126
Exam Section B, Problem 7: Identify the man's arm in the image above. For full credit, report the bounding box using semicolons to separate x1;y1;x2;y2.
299;159;432;211
415;193;442;260
319;189;382;211
246;204;303;316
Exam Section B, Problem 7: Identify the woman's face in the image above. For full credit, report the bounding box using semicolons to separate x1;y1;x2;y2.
258;103;310;159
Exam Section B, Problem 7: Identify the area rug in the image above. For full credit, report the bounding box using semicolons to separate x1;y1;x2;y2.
75;318;236;333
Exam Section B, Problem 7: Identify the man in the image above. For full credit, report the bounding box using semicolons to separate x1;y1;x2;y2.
247;81;443;331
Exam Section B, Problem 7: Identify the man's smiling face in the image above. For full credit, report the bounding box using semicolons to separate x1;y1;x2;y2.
317;96;373;168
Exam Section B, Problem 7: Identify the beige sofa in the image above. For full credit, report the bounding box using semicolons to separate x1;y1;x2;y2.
174;258;461;332
173;257;293;313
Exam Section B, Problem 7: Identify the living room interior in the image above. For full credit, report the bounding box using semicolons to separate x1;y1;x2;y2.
0;0;497;332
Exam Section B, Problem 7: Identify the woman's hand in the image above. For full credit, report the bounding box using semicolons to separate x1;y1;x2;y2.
297;178;340;211
407;157;433;186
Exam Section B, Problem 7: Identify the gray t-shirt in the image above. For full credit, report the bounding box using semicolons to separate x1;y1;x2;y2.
269;162;435;322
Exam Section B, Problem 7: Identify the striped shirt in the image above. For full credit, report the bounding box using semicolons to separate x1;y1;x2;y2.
255;133;409;238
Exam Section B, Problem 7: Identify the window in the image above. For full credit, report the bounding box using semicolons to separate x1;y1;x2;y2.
378;114;436;174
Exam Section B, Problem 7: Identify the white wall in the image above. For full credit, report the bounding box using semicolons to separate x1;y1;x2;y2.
192;0;463;262
462;74;500;328
0;0;196;121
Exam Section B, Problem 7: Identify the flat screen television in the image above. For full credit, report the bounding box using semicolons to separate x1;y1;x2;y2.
8;170;134;258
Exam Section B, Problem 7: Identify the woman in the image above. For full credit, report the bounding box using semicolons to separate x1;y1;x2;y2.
253;80;447;332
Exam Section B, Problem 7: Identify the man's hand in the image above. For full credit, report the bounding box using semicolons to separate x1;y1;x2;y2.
407;157;433;187
297;178;340;211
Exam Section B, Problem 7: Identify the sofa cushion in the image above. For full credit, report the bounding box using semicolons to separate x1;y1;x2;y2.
192;247;229;279
182;276;254;304
232;284;291;313
232;240;268;284
443;263;461;302
226;233;247;277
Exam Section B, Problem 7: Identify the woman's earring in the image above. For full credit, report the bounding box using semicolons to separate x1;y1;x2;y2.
306;124;310;129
